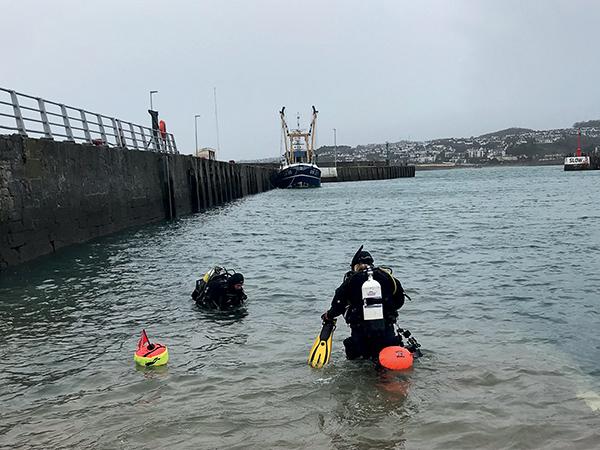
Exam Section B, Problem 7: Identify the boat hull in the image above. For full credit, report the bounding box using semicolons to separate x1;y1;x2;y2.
564;156;591;171
564;164;589;171
272;164;321;188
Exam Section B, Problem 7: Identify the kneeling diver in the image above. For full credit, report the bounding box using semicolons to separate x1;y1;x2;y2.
192;267;247;310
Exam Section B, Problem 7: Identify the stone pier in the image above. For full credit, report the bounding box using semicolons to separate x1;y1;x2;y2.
0;135;275;269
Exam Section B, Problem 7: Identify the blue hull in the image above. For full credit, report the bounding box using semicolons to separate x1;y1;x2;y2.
272;164;321;189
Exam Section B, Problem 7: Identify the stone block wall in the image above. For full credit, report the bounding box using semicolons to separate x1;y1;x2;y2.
0;135;275;269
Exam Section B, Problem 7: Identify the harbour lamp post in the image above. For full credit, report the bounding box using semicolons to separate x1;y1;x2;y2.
333;128;337;167
194;114;201;154
149;90;158;110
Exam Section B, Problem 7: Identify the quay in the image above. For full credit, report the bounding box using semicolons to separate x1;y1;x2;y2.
248;161;416;182
0;134;274;269
319;162;415;182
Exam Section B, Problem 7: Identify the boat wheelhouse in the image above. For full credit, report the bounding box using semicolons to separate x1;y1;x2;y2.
272;106;321;188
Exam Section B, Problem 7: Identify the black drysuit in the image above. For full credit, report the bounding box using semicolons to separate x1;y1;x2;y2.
326;267;405;360
193;278;247;310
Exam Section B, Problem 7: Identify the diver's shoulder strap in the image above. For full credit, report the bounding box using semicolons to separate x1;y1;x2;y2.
375;266;397;295
379;265;393;275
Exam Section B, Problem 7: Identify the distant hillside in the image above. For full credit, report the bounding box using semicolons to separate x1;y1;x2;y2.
478;127;534;138
506;132;600;158
259;120;600;165
573;120;600;128
316;145;352;153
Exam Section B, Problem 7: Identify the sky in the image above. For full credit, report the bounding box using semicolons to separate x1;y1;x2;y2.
2;0;600;160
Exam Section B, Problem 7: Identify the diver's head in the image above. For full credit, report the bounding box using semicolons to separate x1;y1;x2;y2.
351;246;374;271
227;273;244;291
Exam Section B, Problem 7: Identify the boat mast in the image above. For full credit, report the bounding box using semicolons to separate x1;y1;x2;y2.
280;107;291;163
308;105;318;163
280;106;318;165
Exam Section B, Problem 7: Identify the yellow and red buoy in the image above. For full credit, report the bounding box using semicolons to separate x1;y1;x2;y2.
134;329;169;367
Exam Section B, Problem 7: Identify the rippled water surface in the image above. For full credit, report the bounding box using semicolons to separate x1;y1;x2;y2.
1;166;599;449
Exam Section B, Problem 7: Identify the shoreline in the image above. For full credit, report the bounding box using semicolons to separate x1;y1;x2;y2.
415;161;563;171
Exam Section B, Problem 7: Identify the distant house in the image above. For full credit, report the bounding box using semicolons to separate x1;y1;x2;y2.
467;148;484;159
196;147;216;160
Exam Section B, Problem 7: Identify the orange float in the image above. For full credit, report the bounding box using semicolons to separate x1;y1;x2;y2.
159;120;167;139
379;346;413;370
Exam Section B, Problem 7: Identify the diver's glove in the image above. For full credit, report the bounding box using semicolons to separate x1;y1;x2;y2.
321;311;334;324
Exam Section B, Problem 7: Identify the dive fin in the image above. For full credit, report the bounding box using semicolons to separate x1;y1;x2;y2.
308;319;336;368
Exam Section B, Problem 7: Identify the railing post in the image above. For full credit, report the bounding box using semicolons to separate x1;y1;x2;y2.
97;114;107;143
148;126;158;151
139;126;148;149
170;134;178;154
165;135;172;153
9;90;27;136
128;122;138;149
111;118;121;147
80;110;91;142
116;119;127;148
60;104;74;141
165;134;173;153
37;98;52;138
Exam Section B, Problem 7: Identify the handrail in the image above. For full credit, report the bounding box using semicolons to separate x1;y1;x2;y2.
0;87;178;154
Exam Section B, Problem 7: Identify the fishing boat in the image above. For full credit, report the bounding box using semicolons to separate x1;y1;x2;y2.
272;106;321;188
564;128;591;171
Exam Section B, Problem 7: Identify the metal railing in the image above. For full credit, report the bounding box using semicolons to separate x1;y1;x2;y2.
0;87;177;153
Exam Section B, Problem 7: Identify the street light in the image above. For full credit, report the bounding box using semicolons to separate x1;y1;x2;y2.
333;128;337;168
194;114;201;154
149;90;158;110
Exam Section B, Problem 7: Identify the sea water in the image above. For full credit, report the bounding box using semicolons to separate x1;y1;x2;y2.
1;166;598;449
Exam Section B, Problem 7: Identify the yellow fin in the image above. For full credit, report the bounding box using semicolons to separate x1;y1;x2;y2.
308;320;336;368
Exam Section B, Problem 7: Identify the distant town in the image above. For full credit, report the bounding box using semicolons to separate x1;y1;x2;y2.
313;121;600;167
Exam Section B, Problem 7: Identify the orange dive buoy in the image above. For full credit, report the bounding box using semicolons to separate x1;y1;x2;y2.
379;346;413;370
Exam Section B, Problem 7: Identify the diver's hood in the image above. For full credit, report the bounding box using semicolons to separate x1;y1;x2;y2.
351;245;374;267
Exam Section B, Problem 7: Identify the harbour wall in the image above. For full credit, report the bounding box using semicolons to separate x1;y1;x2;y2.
321;165;415;182
244;162;416;182
0;135;275;269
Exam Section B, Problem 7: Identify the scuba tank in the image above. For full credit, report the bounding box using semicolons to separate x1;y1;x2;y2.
361;268;385;330
203;267;219;283
192;266;225;303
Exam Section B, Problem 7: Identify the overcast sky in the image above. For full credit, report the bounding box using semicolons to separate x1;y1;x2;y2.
2;0;600;160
